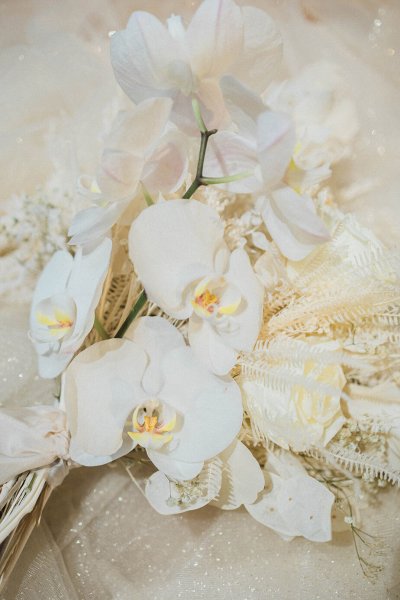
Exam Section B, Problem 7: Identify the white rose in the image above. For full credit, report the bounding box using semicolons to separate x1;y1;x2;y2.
240;339;346;452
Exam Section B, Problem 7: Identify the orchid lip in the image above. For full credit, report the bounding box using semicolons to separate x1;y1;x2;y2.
32;293;76;344
191;276;242;322
128;400;177;450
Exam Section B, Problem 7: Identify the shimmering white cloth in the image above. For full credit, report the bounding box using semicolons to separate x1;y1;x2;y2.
0;406;68;485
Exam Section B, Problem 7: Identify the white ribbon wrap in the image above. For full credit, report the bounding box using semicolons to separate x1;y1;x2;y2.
0;406;69;485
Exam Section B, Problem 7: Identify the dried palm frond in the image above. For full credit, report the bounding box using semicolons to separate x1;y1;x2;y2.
240;205;400;486
0;471;51;588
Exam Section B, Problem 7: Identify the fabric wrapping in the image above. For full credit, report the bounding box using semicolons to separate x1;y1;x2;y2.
0;406;69;485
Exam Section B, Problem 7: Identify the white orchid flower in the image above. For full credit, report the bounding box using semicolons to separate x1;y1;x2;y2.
245;451;334;542
145;439;264;515
62;317;243;481
205;92;330;261
68;97;188;246
129;200;264;375
110;0;282;132
30;238;112;379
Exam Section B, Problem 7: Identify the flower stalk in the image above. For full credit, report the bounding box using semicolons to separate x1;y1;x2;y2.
183;99;251;199
115;289;147;338
94;315;110;340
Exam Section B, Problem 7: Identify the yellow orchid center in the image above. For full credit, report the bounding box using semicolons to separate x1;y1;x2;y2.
143;414;158;433
191;277;242;321
128;403;176;450
32;294;77;344
37;311;73;330
36;308;74;337
194;289;220;314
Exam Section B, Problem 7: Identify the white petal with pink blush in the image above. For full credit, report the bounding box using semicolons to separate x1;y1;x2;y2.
110;0;282;132
68;98;187;247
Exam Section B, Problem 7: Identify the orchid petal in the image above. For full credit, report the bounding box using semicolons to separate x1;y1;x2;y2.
68;202;128;247
188;317;238;376
145;471;206;514
98;149;144;200
125;316;185;397
262;188;330;261
257;111;296;188
31;240;111;379
64;338;147;466
97;99;173;199
110;11;180;104
145;460;223;515
129;200;227;318
38;352;75;380
30;251;74;378
204;131;260;193
102;99;173;157
146;452;204;482
229;6;282;94
186;0;243;79
30;251;73;320
141;129;188;195
195;78;231;131
220;75;266;140
220;248;264;351
157;345;243;463
64;238;112;349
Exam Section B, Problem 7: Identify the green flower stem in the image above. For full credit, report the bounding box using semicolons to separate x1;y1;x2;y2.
141;183;154;206
183;100;252;199
183;126;217;199
94;315;110;340
115;289;147;338
191;98;207;133
200;170;254;185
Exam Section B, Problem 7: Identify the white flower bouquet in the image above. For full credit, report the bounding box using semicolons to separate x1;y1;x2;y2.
1;0;399;586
